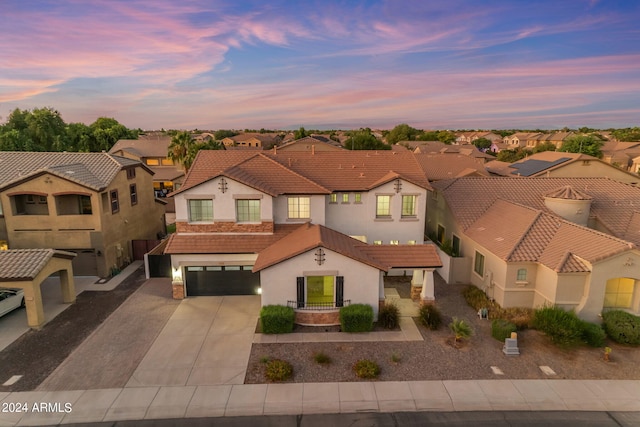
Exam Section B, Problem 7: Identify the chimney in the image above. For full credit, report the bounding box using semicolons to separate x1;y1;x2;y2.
311;145;315;155
288;157;292;167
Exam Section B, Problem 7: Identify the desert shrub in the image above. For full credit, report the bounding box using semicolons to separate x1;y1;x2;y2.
378;302;400;329
491;319;517;342
462;286;532;328
353;359;380;379
313;352;331;365
532;306;584;347
602;310;640;345
265;359;293;382
340;304;374;332
581;321;606;347
419;304;442;330
390;353;401;363
449;317;473;342
260;305;295;334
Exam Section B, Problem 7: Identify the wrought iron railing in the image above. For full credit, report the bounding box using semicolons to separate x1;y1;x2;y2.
287;300;350;310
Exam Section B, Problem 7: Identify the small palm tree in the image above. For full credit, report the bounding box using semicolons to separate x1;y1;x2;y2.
449;317;473;343
168;131;194;172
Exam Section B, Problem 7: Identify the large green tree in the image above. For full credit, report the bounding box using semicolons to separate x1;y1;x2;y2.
472;137;492;150
559;135;604;158
386;123;421;144
344;128;390;150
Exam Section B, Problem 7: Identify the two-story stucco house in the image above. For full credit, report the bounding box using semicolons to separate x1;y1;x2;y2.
165;150;442;325
0;152;167;277
428;176;640;321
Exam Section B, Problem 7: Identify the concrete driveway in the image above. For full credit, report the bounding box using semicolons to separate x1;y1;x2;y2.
126;295;261;387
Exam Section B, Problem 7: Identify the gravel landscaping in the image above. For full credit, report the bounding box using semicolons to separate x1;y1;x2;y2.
245;274;640;384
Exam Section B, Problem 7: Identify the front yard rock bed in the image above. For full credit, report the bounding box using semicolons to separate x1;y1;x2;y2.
245;275;640;384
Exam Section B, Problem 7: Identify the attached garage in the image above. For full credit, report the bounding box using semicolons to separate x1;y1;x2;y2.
66;249;98;277
184;265;260;296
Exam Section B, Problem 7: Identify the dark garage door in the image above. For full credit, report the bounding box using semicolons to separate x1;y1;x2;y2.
67;249;99;276
185;266;260;296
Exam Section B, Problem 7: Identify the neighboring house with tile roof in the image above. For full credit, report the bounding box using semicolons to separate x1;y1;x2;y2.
220;133;279;149
165;150;441;324
485;152;640;186
428;177;640;320
276;135;343;152
413;153;489;181
0;152;166;277
455;131;502;145
109;134;186;211
412;143;494;162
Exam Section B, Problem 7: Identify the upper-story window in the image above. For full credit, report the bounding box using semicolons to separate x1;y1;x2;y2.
342;193;349;203
329;194;337;204
130;184;138;206
146;158;159;166
11;194;49;215
354;193;362;203
517;268;527;281
188;199;213;222
376;195;391;218
236;199;260;222
288;196;310;219
402;195;417;217
126;168;136;179
161;158;174;166
110;190;119;214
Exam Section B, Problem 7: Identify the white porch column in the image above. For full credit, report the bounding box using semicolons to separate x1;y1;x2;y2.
420;268;435;302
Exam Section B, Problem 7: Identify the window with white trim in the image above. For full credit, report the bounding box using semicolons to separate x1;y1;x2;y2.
401;195;416;217
236;199;260;222
376;195;391;217
288;196;310;219
188;199;213;222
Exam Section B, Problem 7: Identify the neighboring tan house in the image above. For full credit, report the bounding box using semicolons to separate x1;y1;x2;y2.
0;152;166;277
524;132;574;149
412;142;494;163
276;135;343;152
455;132;502;145
503;132;540;149
428;177;640;321
601;139;640;171
109;134;185;203
220;133;279;149
485;152;640;186
165;150;441;325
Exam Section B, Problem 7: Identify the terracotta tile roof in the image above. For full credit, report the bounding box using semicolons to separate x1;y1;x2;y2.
147;166;184;182
485;160;516;176
221;154;329;196
432;177;640;247
253;223;441;272
545;185;592;200
0;152;141;192
264;151;431;191
414;153;488;181
174;150;431;196
164;224;302;255
0;249;76;281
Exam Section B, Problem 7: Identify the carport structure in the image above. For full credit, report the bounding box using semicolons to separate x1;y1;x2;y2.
0;249;76;329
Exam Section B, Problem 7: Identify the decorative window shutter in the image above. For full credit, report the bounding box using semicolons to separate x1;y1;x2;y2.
336;276;344;307
296;277;305;308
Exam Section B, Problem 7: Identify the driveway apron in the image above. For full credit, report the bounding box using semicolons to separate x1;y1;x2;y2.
126;295;260;387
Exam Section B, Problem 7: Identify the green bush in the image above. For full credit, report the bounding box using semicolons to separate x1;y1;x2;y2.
260;305;295;334
491;319;517;342
581;321;606;347
419;304;442;330
265;359;293;382
378;302;400;329
353;359;380;379
532;306;584;347
313;352;331;365
602;310;640;345
340;304;374;332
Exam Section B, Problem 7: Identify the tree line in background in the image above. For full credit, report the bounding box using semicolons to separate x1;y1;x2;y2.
0;107;139;152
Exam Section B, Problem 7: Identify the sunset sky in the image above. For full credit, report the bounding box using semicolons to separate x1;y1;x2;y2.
1;0;639;130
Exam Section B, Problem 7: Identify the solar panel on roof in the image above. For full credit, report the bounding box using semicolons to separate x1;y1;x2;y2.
510;157;571;176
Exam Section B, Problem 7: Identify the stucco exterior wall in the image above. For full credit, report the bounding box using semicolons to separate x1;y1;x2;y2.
546;161;640;185
325;180;426;244
259;247;381;318
272;194;326;225
174;177;273;223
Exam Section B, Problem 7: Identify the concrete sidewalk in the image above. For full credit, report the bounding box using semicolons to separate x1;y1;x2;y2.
1;379;639;425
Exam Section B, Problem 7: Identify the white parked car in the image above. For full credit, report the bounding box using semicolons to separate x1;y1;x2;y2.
0;288;25;318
